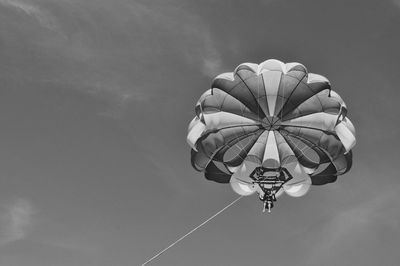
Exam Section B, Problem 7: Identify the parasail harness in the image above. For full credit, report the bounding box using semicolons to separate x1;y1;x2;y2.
250;167;294;213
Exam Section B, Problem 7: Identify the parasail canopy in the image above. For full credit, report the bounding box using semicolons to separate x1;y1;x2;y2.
187;59;356;204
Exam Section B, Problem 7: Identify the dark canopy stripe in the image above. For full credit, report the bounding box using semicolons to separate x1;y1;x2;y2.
274;131;297;166
278;79;331;119
193;128;262;171
280;133;323;169
214;130;264;167
282;90;342;121
235;68;269;118
310;163;338;185
197;125;261;157
282;126;345;160
204;161;231;183
212;74;265;119
191;125;260;170
244;130;269;165
274;70;308;117
199;88;263;122
281;130;352;184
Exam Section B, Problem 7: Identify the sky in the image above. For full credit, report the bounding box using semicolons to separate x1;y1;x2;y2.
0;0;399;265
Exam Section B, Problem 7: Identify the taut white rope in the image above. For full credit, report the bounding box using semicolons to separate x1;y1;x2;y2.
139;196;243;266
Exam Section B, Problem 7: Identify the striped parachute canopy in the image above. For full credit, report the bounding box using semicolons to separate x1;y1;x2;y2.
187;59;356;198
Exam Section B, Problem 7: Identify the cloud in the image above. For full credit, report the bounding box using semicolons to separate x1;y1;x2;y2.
305;187;400;265
0;0;223;118
0;199;35;245
0;0;40;15
0;0;56;30
122;1;223;76
199;32;222;77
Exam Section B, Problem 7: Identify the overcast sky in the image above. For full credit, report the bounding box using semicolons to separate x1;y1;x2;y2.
0;0;399;265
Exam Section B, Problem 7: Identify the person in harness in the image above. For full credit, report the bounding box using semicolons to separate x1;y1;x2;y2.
250;167;294;213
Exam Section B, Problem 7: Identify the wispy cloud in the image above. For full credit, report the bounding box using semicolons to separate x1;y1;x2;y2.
0;0;39;15
393;0;400;8
306;187;400;265
197;29;222;78
0;0;56;30
122;1;222;75
0;0;223;118
0;198;35;245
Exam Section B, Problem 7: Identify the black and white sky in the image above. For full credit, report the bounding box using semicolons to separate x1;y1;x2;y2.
0;0;399;265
